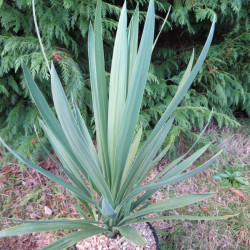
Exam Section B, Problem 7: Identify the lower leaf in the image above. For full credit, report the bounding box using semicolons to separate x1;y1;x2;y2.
42;227;107;250
0;220;103;238
114;226;146;246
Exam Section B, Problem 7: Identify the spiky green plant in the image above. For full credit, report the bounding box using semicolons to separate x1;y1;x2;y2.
0;0;233;248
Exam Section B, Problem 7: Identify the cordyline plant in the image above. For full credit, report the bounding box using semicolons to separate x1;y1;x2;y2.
0;0;233;248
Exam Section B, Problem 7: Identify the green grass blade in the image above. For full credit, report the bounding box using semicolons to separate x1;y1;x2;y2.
119;193;212;225
108;1;128;182
123;214;237;226
112;0;155;198
114;226;146;246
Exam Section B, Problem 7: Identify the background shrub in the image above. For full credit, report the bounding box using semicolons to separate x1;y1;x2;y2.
0;0;249;161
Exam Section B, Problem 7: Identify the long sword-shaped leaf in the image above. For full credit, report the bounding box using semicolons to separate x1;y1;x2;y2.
73;203;91;220
117;126;166;204
152;6;171;51
0;220;103;237
5;218;105;225
132;149;222;210
127;145;170;211
119;193;213;225
88;0;110;184
131;155;185;210
148;109;214;186
123;214;236;226
131;143;212;210
176;49;194;94
134;117;175;187
0;138;96;205
114;226;146;246
112;0;155;198
50;64;113;204
42;227;107;250
88;24;109;181
137;18;215;165
23;65;68;145
35;126;98;210
120;43;193;190
141;144;170;179
108;1;128;184
72;98;99;164
117;116;174;203
23;65;92;186
162;143;211;180
39;120;91;194
121;126;143;186
94;0;107;101
117;150;222;212
128;51;194;179
34;125;85;187
127;4;139;90
74;197;96;219
119;21;214;206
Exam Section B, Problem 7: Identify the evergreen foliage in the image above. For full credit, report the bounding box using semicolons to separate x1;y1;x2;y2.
0;0;249;161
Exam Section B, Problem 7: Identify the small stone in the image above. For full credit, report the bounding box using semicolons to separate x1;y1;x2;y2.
44;206;52;215
30;213;38;219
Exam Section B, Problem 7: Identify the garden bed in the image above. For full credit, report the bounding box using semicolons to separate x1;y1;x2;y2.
0;124;249;249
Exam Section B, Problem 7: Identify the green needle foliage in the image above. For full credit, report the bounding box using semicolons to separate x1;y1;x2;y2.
0;0;234;247
0;0;248;161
